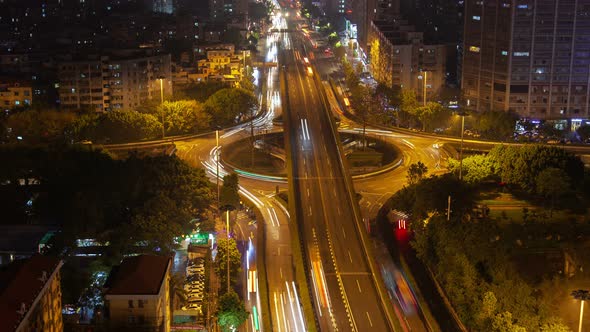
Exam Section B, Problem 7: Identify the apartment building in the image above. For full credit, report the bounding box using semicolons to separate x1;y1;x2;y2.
462;0;590;127
369;19;447;102
0;255;64;332
0;81;32;110
58;53;172;112
104;255;171;332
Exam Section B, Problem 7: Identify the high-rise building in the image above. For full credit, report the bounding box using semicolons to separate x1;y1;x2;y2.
58;52;172;112
369;19;447;101
348;0;399;49
0;255;64;332
462;0;590;126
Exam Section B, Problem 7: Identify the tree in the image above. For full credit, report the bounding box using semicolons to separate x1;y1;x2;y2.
406;161;428;185
399;89;420;127
220;173;240;211
169;272;188;311
349;84;382;148
174;81;230;102
218;290;248;332
215;237;242;293
475;110;519;140
447;154;494;184
240;65;256;92
204;88;257;126
71;110;162;143
492;311;527;332
414;102;447;131
536;167;570;217
488;145;584;193
6;109;77;144
158;100;211;135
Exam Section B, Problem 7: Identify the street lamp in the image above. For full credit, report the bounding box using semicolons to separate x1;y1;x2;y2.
226;209;230;294
419;70;428;106
572;289;590;332
159;77;165;139
457;111;468;180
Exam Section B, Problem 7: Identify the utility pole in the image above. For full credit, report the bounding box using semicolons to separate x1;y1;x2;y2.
423;71;427;106
159;78;165;139
459;114;465;180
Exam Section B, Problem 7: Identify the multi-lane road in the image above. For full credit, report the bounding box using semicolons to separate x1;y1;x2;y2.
281;17;400;331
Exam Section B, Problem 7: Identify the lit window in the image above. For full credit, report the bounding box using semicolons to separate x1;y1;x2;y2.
501;50;508;56
517;4;528;9
472;15;481;20
513;51;529;56
469;46;481;53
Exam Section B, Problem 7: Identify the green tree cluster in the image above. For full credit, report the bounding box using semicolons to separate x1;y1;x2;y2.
218;290;248;331
388;173;475;221
407;213;571;332
474;110;519;140
0;146;212;259
157;100;211;135
215;236;242;294
3;109;77;144
204;88;257;127
487;145;583;193
71;110;162;143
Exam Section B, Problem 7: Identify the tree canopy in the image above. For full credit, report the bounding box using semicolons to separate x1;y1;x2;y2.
71;110;162;143
4;109;77;144
215;237;242;294
205;88;258;126
218;290;248;331
0;146;212;259
158;100;211;135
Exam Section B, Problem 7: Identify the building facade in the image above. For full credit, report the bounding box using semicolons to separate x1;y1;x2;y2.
104;255;171;332
58;53;172;112
0;255;64;332
462;0;590;126
369;20;447;102
0;81;32;110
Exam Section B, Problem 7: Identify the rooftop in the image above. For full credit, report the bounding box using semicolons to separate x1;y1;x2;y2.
0;255;63;332
104;254;170;295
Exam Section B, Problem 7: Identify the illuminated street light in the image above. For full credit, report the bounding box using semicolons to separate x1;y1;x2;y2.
158;77;165;139
572;289;590;332
457;111;468;180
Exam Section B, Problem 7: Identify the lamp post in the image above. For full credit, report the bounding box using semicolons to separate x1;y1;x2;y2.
458;111;467;180
159;77;165;139
572;289;590;332
422;70;428;106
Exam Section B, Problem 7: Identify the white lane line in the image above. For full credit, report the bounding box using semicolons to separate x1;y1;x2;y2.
279;293;289;332
366;312;373;327
356;279;362;293
307;188;310;197
342;228;346;239
273;292;283;332
308;206;312;216
280;267;283;279
348;250;353;263
337;206;341;215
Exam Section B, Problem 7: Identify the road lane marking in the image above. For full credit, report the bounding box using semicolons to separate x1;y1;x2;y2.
356;279;362;293
273;292;283;332
366;312;373;327
342;228;346;238
280;267;283;279
337;206;341;215
307;188;310;197
348;250;353;263
308;206;312;216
